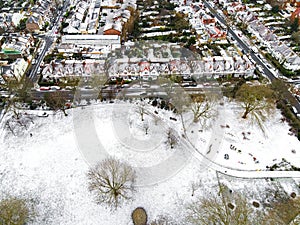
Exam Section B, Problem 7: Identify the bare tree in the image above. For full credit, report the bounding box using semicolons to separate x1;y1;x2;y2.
44;91;68;116
235;83;274;120
5;121;16;136
0;197;34;225
187;187;254;225
235;83;275;136
157;77;177;97
190;181;202;197
143;121;150;135
150;215;175;225
169;87;191;133
87;158;136;208
90;73;108;100
264;196;300;225
5;110;34;135
157;77;192;132
2;76;33;115
191;94;216;125
16;76;33;103
152;114;160;126
136;100;146;121
166;128;177;149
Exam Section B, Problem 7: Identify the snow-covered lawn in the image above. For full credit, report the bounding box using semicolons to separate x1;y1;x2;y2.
0;100;299;224
185;101;300;171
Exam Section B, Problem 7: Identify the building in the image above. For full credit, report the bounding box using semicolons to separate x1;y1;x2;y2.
26;15;42;32
61;35;121;47
13;58;28;81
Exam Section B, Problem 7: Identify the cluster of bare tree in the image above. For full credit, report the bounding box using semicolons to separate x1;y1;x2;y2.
0;76;37;134
266;194;300;225
1;77;33;112
187;182;300;225
187;186;254;225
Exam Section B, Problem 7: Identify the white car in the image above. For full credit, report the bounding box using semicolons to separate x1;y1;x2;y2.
51;86;61;90
142;83;150;88
121;84;130;88
65;86;74;90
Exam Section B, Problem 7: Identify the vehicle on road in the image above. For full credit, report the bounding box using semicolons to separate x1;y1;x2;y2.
257;54;264;61
39;86;51;91
251;46;258;53
181;83;190;87
292;106;298;115
142;83;150;88
51;86;61;90
121;84;130;88
65;86;75;90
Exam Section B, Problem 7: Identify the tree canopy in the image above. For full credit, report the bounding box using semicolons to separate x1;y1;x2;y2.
235;83;274;119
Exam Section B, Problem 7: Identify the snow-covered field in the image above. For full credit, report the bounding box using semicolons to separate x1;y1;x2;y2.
0;100;299;224
185;101;300;171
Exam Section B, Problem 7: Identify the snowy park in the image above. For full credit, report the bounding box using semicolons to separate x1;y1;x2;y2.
0;98;299;224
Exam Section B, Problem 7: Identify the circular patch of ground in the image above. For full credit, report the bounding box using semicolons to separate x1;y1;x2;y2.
132;207;147;225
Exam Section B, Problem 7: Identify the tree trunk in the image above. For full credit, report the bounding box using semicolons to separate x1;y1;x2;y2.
62;109;68;116
180;113;186;133
242;110;249;119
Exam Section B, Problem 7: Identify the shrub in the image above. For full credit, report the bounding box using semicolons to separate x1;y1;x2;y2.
0;197;34;225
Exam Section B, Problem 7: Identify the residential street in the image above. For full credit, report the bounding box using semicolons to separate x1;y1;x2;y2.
28;36;54;83
203;0;300;114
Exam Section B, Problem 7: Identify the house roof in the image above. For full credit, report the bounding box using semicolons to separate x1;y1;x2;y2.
103;22;122;32
291;7;300;20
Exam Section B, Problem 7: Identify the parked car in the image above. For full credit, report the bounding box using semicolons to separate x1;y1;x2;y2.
51;86;61;90
181;83;190;87
65;86;74;90
142;83;150;88
39;86;51;91
121;84;130;88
